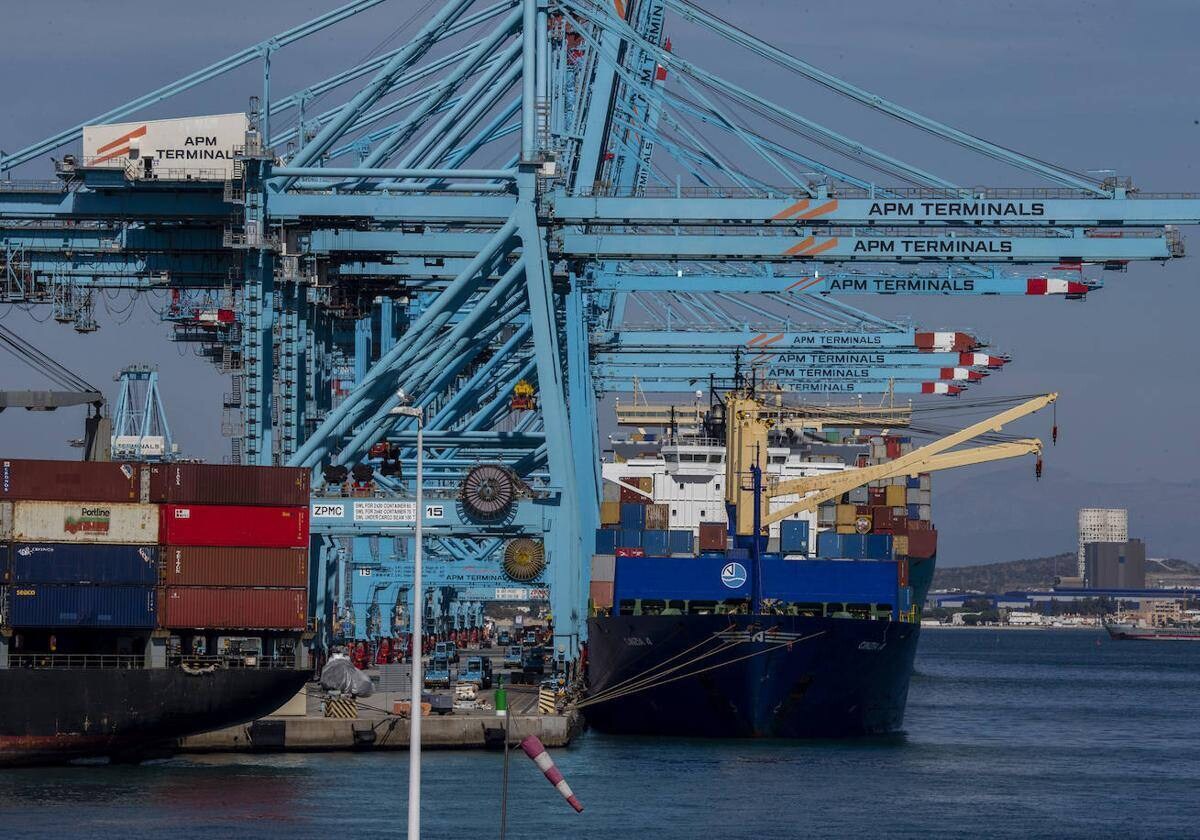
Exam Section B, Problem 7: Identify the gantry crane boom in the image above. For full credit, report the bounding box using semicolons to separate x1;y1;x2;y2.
756;394;1057;527
762;439;1042;526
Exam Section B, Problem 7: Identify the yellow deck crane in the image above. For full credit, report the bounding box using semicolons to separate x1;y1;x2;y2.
724;392;1057;536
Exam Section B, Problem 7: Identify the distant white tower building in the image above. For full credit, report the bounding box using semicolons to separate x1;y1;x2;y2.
1078;508;1128;577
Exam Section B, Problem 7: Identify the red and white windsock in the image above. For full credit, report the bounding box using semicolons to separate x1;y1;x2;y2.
521;735;584;813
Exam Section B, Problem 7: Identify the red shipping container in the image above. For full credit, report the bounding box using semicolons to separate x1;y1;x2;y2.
698;522;727;552
614;547;645;558
872;507;896;533
867;487;886;506
161;546;308;587
906;528;938;559
160;505;309;548
158;586;307;630
885;439;902;459
0;459;143;503
589;580;615;609
148;463;310;507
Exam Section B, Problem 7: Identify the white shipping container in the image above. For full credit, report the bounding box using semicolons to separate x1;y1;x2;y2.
4;500;159;544
82;113;249;180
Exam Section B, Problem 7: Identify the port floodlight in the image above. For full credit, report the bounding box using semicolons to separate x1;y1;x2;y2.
393;405;423;419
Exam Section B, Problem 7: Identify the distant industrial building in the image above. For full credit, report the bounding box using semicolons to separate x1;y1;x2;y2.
1078;508;1128;577
1084;539;1146;589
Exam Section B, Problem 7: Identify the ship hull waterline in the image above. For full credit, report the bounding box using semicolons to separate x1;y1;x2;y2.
0;666;310;766
584;614;920;739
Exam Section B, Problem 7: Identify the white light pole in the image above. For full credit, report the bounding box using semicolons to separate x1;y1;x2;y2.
393;397;424;839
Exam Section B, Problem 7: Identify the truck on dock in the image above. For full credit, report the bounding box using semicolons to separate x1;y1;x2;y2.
424;652;451;688
460;656;493;689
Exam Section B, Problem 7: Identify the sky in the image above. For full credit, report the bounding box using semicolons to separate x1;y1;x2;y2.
2;0;1199;565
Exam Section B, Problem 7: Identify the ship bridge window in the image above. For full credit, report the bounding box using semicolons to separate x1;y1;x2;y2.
709;454;722;464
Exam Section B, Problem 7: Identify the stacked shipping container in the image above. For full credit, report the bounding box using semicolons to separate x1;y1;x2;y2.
0;460;310;632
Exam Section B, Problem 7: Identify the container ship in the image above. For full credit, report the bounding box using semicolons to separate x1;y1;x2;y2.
582;389;1024;739
0;459;313;765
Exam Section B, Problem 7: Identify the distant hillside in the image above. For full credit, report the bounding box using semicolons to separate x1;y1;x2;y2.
933;554;1200;592
933;553;1075;592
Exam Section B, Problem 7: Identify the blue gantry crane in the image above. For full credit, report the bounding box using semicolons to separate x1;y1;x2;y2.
2;0;1200;663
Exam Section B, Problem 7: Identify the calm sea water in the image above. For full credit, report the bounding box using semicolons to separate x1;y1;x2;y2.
3;629;1197;839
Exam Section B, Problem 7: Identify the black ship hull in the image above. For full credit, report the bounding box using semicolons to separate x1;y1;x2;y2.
0;666;310;766
585;614;920;738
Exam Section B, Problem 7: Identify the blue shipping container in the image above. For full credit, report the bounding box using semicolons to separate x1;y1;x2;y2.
6;584;157;628
594;528;617;554
642;529;670;556
907;476;920;488
907;504;920;519
619;503;646;530
780;520;810;554
7;543;158;584
816;532;893;560
668;530;694;555
617;529;643;549
899;585;913;612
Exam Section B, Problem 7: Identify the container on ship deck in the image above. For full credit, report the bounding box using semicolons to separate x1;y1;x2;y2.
644;503;670;531
147;463;309;507
602;481;620;502
906;488;921;505
698;522;727;552
907;503;920;519
906;476;920;489
160;546;307;587
668;529;694;555
919;504;932;521
6;583;156;628
158;586;306;630
595;528;617;554
159;504;308;549
816;531;893;560
591;554;615;582
780;519;809;554
867;487;886;506
919;474;932;491
906;528;937;559
600;500;620;526
617;529;642;549
893;535;910;556
884;485;906;507
8;543;158;584
642;529;670;556
1;500;159;545
847;487;868;505
871;507;896;533
619;503;646;530
835;504;856;525
0;459;143;503
589;580;615;609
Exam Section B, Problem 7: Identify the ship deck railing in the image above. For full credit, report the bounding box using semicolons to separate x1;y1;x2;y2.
169;654;298;670
8;653;146;669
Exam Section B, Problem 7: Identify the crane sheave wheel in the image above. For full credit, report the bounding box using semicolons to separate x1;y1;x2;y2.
503;538;546;582
461;464;516;519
